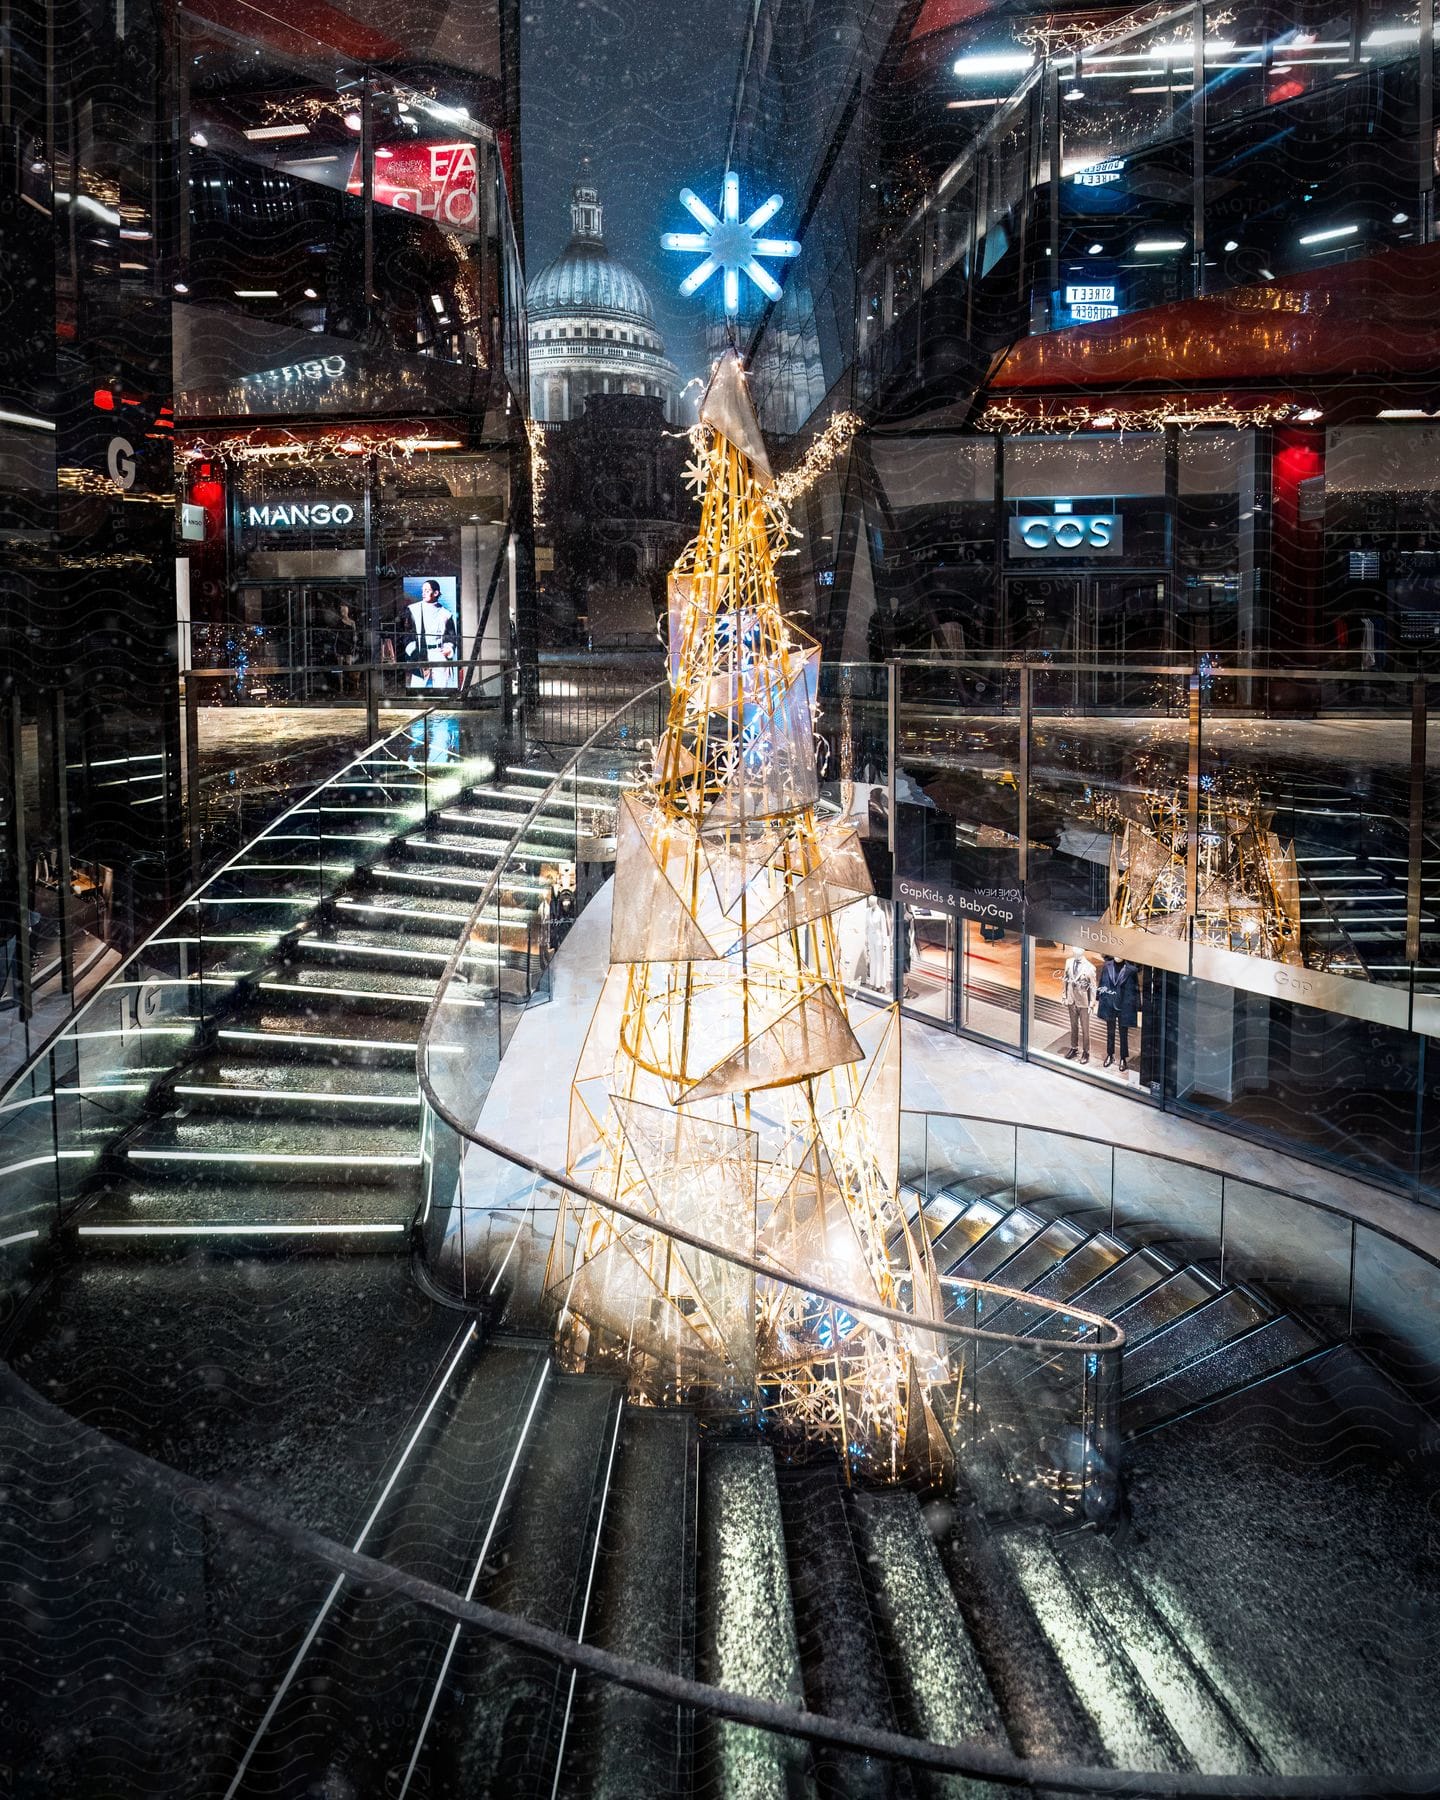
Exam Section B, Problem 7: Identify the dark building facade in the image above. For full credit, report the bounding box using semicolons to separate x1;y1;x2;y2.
730;0;1440;1200
0;0;532;1066
535;393;693;648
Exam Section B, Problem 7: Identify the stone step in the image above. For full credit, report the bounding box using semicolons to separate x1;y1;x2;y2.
70;1177;414;1248
1121;1288;1272;1395
167;1053;420;1117
698;1442;813;1800
1124;1313;1323;1435
123;1114;422;1184
1053;1530;1268;1776
1110;1267;1218;1346
937;1508;1107;1768
777;1464;909;1800
573;1404;698;1800
850;1488;1011;1798
230;1343;552;1798
434;1374;624;1797
996;1526;1190;1774
215;1007;430;1065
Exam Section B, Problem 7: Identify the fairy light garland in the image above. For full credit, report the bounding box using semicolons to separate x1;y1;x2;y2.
525;416;548;524
178;429;467;472
771;410;863;504
977;398;1306;435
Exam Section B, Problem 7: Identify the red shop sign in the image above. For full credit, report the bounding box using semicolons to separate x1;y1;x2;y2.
347;141;479;231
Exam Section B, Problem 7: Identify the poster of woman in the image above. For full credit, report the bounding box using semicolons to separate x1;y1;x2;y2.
400;576;459;689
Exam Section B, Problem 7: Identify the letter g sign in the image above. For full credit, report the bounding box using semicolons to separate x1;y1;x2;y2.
106;436;137;491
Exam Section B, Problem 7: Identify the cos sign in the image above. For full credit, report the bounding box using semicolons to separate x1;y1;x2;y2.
1009;513;1123;557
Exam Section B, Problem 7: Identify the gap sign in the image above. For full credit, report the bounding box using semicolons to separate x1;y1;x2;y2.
1008;513;1123;557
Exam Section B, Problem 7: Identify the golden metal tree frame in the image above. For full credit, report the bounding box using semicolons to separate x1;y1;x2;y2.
545;353;947;1479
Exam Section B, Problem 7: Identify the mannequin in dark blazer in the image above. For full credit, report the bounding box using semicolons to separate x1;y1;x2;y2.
1096;955;1140;1071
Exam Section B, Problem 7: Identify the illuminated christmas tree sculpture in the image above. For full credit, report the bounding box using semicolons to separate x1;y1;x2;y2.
545;352;948;1478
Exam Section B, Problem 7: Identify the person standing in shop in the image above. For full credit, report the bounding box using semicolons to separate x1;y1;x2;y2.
1062;946;1096;1063
1097;954;1140;1073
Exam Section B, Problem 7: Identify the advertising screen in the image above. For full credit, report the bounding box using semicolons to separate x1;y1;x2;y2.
399;576;460;689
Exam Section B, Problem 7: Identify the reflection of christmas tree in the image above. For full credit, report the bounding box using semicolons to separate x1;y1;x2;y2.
546;352;947;1479
1105;776;1306;962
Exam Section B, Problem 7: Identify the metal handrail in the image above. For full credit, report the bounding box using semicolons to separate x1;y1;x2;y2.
0;1361;1423;1799
0;704;438;1108
413;682;1124;1358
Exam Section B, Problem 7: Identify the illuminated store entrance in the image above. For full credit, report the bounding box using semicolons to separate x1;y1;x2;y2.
1002;572;1172;668
895;894;1161;1098
241;583;366;698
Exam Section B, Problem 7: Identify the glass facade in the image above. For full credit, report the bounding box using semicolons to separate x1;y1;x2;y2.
0;0;530;1075
728;0;1440;1201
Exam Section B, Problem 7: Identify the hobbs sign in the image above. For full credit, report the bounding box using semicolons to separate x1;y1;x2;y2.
1008;513;1123;557
246;500;357;529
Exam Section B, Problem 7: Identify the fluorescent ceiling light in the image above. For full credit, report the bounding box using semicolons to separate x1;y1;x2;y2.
233;288;280;298
1130;83;1194;92
1378;408;1427;418
243;123;308;140
1363;26;1419;44
1089;38;1234;61
953;51;1034;76
1133;238;1186;252
56;191;122;225
947;97;1006;108
1298;223;1358;244
0;408;56;432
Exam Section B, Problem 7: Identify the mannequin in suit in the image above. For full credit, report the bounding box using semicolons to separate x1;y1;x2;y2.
1061;947;1096;1063
1097;955;1140;1071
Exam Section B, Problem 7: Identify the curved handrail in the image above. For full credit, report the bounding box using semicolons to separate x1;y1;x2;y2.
1;1359;1426;1800
414;682;1122;1359
0;703;441;1109
904;1106;1440;1290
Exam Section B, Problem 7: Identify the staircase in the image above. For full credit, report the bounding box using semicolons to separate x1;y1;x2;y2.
903;1180;1324;1443
63;756;577;1252
2;744;1437;1793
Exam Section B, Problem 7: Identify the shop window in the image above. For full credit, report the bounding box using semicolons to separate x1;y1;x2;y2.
1173;974;1423;1191
836;896;896;1003
1032;940;1150;1087
900;903;955;1024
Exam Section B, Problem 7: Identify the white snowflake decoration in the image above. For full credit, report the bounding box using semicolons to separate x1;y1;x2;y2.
660;172;801;317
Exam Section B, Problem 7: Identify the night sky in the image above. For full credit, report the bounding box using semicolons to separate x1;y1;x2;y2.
520;0;748;386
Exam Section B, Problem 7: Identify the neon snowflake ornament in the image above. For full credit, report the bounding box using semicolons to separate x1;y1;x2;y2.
660;172;801;317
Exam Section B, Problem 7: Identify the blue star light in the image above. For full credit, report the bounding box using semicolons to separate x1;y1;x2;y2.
660;172;801;317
